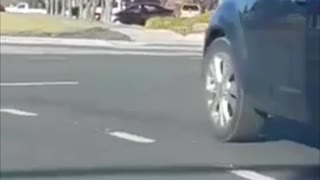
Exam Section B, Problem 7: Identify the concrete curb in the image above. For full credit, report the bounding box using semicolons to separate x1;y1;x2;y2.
114;27;205;44
0;36;204;47
184;33;205;42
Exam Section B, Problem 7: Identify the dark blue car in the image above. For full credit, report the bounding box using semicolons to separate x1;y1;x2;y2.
202;0;319;142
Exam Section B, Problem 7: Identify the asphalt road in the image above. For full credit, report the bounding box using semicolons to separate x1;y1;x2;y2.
1;45;319;180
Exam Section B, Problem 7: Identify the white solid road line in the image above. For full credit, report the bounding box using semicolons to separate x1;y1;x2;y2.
231;170;278;180
0;108;38;116
0;81;79;87
106;129;155;144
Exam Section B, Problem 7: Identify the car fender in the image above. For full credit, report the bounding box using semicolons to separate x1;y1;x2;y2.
204;1;249;93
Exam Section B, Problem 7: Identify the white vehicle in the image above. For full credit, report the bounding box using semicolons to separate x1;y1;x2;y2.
5;2;47;14
111;0;123;22
94;0;123;22
177;3;201;18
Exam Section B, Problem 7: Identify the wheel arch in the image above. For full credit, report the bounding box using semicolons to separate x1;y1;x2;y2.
203;2;249;95
204;26;226;55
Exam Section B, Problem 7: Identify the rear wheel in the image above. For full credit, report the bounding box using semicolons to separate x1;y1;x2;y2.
113;19;121;24
203;37;264;142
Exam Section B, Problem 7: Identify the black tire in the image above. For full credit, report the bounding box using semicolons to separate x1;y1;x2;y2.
113;18;120;23
202;37;264;142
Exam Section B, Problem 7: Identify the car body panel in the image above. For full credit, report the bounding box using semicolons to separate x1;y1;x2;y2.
5;2;47;14
241;0;308;121
204;0;319;124
306;0;320;125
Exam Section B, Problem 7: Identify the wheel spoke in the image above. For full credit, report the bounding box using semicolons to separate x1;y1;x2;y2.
206;61;217;93
218;99;225;126
226;81;237;97
206;52;238;128
221;98;231;122
210;99;220;123
209;62;215;76
214;55;223;83
222;59;233;83
206;75;216;93
223;94;237;120
209;97;219;111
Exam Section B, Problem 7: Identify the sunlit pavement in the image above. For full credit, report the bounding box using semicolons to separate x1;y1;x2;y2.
1;45;319;180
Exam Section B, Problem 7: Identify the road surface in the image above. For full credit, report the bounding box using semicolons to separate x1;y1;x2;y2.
1;44;319;180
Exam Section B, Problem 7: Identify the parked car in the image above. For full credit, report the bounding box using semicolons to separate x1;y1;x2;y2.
131;0;161;5
202;0;319;142
0;4;5;12
123;0;161;8
176;3;201;18
5;2;47;14
113;3;173;25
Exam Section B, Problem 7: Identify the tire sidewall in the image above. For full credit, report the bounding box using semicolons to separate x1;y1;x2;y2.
202;37;246;142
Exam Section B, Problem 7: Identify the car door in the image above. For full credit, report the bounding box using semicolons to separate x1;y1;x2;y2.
139;5;153;21
242;0;308;121
119;5;142;24
140;4;171;23
305;0;319;123
142;5;161;17
156;5;173;16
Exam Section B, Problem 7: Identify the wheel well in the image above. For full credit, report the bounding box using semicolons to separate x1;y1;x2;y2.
204;28;225;53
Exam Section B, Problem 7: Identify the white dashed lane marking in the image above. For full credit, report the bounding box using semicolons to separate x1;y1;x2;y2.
0;108;38;117
0;107;282;180
0;81;79;87
105;129;155;144
231;170;278;180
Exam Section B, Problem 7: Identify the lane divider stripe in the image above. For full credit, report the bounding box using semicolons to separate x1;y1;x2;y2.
0;81;79;87
0;108;38;116
105;129;155;144
231;170;278;180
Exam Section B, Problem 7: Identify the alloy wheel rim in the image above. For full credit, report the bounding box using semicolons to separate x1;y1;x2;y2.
205;53;237;128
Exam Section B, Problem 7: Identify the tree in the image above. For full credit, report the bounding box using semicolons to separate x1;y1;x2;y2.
91;0;98;20
202;0;219;12
49;0;54;14
102;0;112;24
67;0;72;18
54;0;59;14
83;0;94;19
99;0;105;22
79;0;84;19
61;0;66;16
45;0;50;13
160;0;168;7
